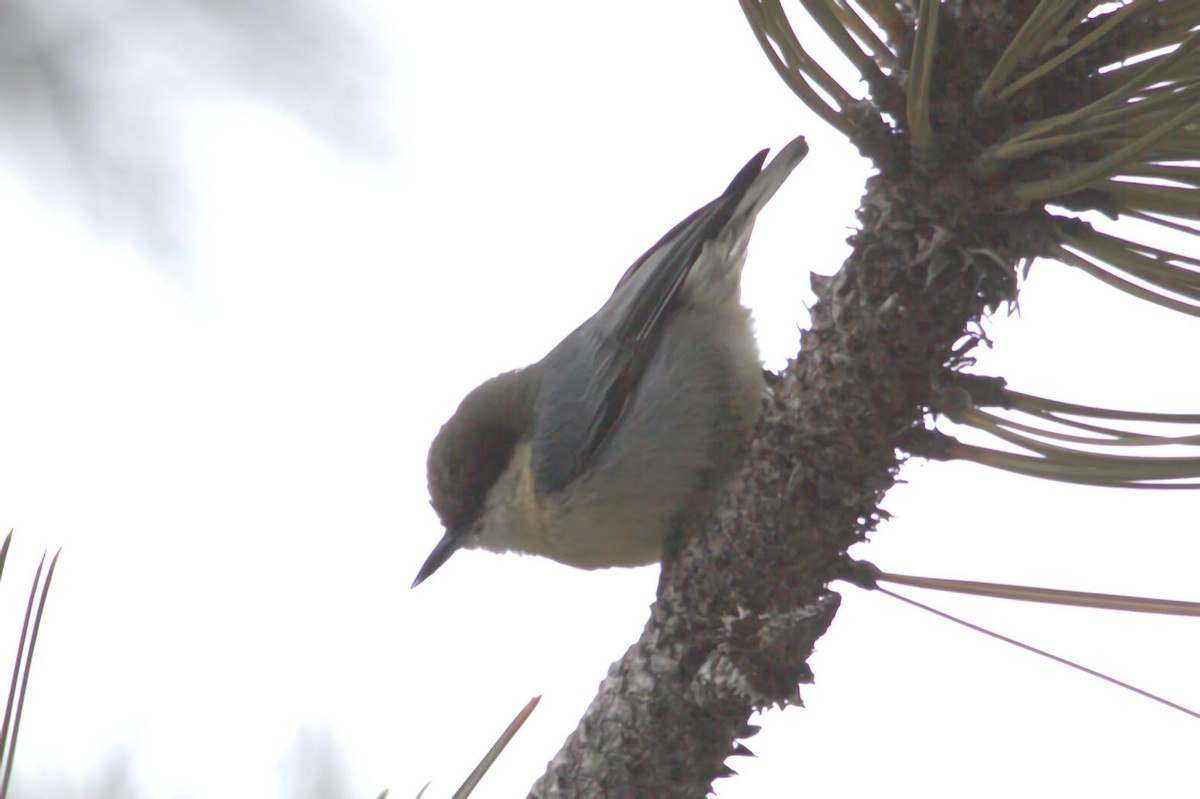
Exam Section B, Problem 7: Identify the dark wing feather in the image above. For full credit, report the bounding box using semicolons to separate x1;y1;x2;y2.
531;149;769;497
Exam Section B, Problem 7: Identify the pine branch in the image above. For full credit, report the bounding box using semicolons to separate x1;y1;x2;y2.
531;2;1200;793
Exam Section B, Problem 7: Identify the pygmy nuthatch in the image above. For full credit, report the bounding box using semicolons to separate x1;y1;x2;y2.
414;136;808;586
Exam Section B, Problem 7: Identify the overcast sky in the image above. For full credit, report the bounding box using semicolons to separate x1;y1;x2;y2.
0;2;1197;797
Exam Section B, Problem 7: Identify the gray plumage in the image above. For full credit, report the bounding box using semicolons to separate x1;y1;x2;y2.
416;136;808;586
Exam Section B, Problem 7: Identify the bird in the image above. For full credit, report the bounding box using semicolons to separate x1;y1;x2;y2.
414;136;809;587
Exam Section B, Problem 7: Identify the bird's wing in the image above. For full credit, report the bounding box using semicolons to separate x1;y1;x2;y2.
530;142;802;497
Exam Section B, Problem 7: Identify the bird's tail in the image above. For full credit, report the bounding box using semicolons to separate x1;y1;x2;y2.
684;134;808;303
731;134;808;226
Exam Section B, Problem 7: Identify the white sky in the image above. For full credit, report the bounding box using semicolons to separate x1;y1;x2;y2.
1;2;1198;797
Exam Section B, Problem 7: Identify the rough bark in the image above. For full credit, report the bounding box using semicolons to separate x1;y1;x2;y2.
530;2;1096;795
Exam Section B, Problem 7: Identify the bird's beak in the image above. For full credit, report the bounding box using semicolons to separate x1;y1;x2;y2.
411;530;467;588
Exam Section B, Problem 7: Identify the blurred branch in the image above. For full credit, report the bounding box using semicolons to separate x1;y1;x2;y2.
0;0;391;260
